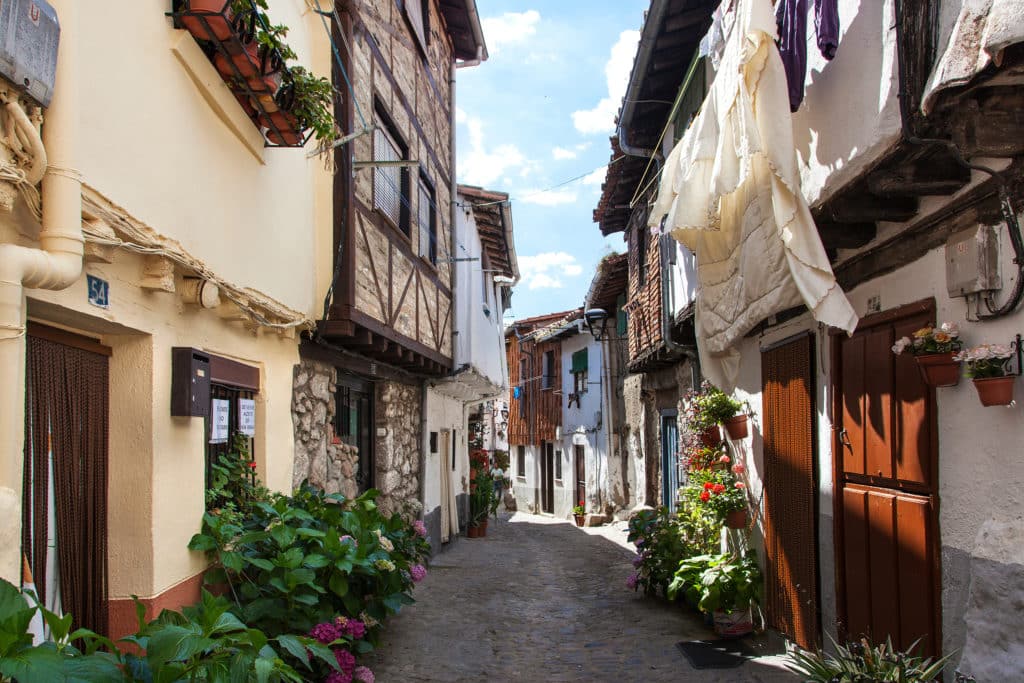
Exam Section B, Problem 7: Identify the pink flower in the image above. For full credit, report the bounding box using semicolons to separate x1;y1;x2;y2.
353;667;375;683
326;672;352;683
410;564;427;583
732;464;745;474
412;520;427;537
719;454;731;464
310;621;343;644
735;482;745;489
334;648;356;675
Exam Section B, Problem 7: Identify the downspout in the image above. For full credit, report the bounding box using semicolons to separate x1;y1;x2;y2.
0;0;82;585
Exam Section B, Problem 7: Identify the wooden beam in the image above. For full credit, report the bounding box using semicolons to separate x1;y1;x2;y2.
866;161;970;197
951;89;1024;158
824;195;918;223
816;221;877;250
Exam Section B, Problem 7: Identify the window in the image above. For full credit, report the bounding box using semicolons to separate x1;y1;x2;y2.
518;357;528;417
517;445;526;478
373;109;410;235
403;0;429;54
571;348;588;395
637;222;649;286
417;174;437;264
555;449;562;481
541;350;555;390
335;376;375;492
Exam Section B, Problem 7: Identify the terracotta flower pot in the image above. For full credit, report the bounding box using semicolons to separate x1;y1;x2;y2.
181;0;233;41
723;414;748;440
467;524;480;538
574;514;585;527
915;352;961;387
725;509;747;529
972;375;1015;407
213;39;261;79
699;425;722;448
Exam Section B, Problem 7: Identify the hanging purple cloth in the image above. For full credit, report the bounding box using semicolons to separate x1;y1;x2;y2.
775;0;840;112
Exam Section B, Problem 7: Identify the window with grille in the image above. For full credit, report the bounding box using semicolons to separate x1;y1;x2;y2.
334;375;375;492
417;174;437;264
373;111;410;234
555;449;562;481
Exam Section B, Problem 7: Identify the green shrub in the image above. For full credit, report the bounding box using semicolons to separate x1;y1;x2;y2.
786;636;952;682
626;505;719;598
667;551;762;613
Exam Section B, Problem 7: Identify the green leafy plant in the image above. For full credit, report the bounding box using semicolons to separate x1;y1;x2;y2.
572;501;585;516
667;551;762;614
682;465;747;518
786;635;953;682
692;384;743;428
206;434;267;513
190;483;429;642
626;506;717;598
469;468;497;525
286;66;338;143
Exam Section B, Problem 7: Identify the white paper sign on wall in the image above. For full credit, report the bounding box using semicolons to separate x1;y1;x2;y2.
210;399;230;444
238;398;256;437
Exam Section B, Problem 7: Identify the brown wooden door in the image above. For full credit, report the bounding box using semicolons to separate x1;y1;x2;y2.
833;301;941;655
574;445;586;510
762;333;820;650
541;442;555;514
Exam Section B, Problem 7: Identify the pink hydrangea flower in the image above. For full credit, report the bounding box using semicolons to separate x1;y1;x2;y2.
410;564;427;583
341;618;366;640
334;648;356;675
353;666;375;683
325;672;352;683
413;520;427;537
310;620;343;644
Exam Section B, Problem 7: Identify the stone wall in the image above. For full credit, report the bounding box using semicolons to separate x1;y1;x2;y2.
291;360;359;499
374;380;423;518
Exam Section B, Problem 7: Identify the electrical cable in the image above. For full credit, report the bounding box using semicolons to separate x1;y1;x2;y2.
455;155;627;209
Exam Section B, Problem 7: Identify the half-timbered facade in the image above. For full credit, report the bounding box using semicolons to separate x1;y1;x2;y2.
293;0;486;516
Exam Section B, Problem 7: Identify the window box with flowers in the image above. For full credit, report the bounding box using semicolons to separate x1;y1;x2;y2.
892;322;964;387
956;342;1017;406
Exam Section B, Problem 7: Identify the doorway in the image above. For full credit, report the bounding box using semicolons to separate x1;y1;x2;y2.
540;442;555;514
335;374;374;492
23;324;110;636
761;333;820;649
659;410;679;511
833;300;941;655
574;445;586;511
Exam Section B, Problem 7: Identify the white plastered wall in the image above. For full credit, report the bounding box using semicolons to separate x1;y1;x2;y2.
560;332;608;518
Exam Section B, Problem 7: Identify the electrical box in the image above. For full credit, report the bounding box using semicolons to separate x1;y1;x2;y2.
945;224;1001;298
171;347;211;417
0;1;59;108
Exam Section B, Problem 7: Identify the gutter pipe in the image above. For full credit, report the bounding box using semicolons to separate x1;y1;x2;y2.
0;0;82;585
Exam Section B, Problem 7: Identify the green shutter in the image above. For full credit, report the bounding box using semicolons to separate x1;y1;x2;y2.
616;294;627;336
571;348;588;374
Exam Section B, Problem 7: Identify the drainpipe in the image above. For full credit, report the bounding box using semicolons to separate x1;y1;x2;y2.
0;0;82;585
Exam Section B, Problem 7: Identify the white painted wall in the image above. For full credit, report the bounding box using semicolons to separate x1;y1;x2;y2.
453;197;510;390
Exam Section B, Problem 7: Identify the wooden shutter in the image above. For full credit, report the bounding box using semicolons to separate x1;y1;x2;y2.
373;126;403;228
762;333;820;649
404;0;427;53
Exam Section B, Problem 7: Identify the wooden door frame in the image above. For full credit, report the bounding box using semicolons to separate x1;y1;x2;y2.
829;297;942;648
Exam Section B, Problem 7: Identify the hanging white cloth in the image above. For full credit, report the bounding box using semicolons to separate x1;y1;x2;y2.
649;0;856;390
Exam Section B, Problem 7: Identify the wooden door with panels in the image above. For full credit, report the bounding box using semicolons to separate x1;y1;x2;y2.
832;300;942;656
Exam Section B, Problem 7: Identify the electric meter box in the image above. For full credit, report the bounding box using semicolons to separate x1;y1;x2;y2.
945;224;1001;298
0;0;59;108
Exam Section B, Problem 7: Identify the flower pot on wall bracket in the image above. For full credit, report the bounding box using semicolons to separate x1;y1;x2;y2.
181;0;234;41
723;414;749;440
699;425;722;448
915;352;961;387
972;376;1015;406
725;509;747;530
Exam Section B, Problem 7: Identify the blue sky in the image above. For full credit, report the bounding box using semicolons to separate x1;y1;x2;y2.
454;1;649;321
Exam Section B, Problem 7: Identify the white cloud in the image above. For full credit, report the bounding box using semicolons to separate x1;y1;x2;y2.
552;146;577;160
520;188;578;206
582;166;607;186
482;10;540;55
455;107;467;124
572;30;640;135
518;251;585;290
458;111;527;186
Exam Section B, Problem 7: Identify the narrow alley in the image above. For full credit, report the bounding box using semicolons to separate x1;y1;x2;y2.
364;514;797;682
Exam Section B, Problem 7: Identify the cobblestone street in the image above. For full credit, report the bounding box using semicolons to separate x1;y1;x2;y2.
364;513;799;682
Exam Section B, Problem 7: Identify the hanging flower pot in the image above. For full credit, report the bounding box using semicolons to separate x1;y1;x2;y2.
722;414;749;440
725;509;747;529
914;352;961;387
699;425;722;448
181;0;234;41
972;376;1015;407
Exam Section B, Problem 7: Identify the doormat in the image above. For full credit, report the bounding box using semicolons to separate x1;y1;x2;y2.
675;639;757;669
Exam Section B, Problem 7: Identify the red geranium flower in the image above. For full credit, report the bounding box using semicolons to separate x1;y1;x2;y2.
703;482;714;490
699;491;711;502
713;483;726;494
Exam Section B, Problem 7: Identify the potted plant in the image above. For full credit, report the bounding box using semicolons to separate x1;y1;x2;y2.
265;66;337;146
180;0;235;41
683;461;749;529
686;382;744;444
892;322;963;387
955;343;1016;406
573;501;586;527
468;467;494;537
669;551;762;637
787;636;953;682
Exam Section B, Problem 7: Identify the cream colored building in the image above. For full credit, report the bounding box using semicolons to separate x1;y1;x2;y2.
0;0;334;639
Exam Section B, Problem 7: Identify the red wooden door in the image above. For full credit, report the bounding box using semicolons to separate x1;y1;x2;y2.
762;334;819;650
574;445;586;510
833;301;941;655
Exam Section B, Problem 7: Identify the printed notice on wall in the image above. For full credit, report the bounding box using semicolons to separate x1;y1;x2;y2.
239;399;256;437
210;399;230;444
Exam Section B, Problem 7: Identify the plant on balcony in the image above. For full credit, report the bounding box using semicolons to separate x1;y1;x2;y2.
955;342;1016;406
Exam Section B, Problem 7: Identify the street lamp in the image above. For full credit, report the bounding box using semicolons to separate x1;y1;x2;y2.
583;308;610;341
